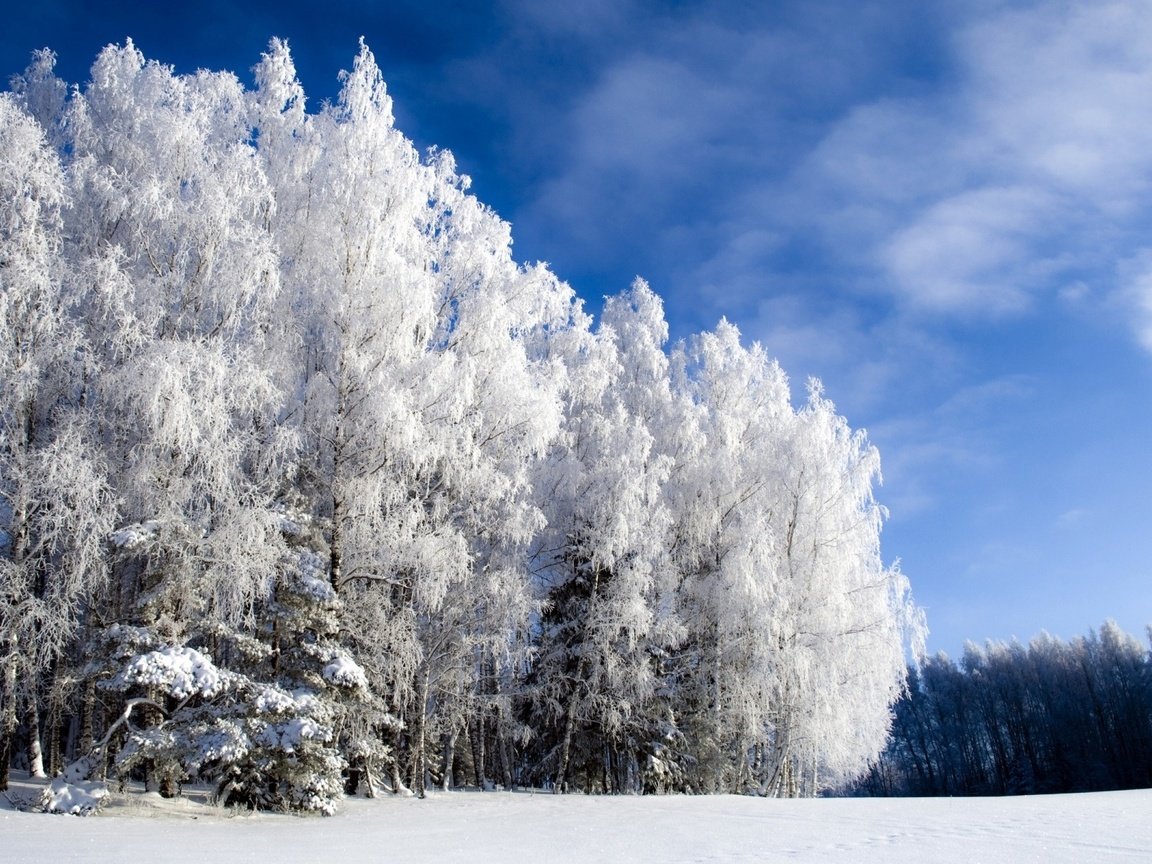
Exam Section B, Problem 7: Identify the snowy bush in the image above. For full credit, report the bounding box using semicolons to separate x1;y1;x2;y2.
108;519;161;550
37;776;108;816
113;669;349;814
322;653;369;690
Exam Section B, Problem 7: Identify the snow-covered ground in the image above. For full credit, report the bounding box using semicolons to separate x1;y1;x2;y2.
2;775;1149;863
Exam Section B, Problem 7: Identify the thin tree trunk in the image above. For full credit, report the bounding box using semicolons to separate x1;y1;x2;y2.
497;724;513;790
25;698;46;778
555;693;579;793
364;753;377;798
0;652;18;791
270;590;281;678
487;700;512;791
79;677;95;756
53;709;70;778
142;692;164;793
0;718;13;791
389;750;405;795
440;728;456;791
329;367;350;592
761;721;791;797
602;740;611;794
410;668;430;799
471;713;486;789
329;496;345;591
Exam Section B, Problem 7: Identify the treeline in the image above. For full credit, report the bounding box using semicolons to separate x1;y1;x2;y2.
854;621;1152;797
0;41;920;812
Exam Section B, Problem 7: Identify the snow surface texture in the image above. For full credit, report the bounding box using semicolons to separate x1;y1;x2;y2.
1;781;1149;863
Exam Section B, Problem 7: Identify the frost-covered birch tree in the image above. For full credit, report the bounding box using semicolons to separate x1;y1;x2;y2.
0;92;111;788
61;41;292;636
664;321;795;792
753;383;919;796
255;39;575;795
665;323;920;795
48;43;321;799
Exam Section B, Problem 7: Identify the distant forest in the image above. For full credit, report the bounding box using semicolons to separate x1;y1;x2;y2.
853;620;1152;797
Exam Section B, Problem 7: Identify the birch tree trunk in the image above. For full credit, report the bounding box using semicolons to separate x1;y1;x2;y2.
410;667;430;798
0;651;16;791
25;698;45;778
555;693;579;793
440;728;456;791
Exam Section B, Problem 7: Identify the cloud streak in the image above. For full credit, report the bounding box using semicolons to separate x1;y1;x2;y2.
472;1;1152;364
813;1;1152;327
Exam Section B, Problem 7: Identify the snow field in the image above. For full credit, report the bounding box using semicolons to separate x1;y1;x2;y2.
2;785;1150;863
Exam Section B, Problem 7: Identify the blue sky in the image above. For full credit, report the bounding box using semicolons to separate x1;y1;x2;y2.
4;1;1151;658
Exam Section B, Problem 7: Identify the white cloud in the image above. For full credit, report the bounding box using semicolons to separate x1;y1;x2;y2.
1116;249;1152;352
826;1;1152;329
881;186;1059;315
804;98;959;208
471;0;1152;404
957;1;1152;200
505;3;925;313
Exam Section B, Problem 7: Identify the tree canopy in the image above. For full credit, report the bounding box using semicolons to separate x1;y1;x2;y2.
0;40;922;811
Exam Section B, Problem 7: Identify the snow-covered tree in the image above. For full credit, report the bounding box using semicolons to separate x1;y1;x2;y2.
58;42;292;634
253;39;577;795
663;321;795;792
526;279;680;792
107;545;373;814
753;383;919;796
0;39;927;804
0;92;111;788
664;323;919;795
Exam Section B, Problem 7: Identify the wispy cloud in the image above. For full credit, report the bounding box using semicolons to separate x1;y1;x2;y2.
810;1;1152;329
1116;248;1152;352
481;3;937;310
880;185;1061;315
479;1;1152;364
867;373;1036;518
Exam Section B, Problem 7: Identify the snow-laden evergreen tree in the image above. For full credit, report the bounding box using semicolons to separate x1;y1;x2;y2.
106;538;373;813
